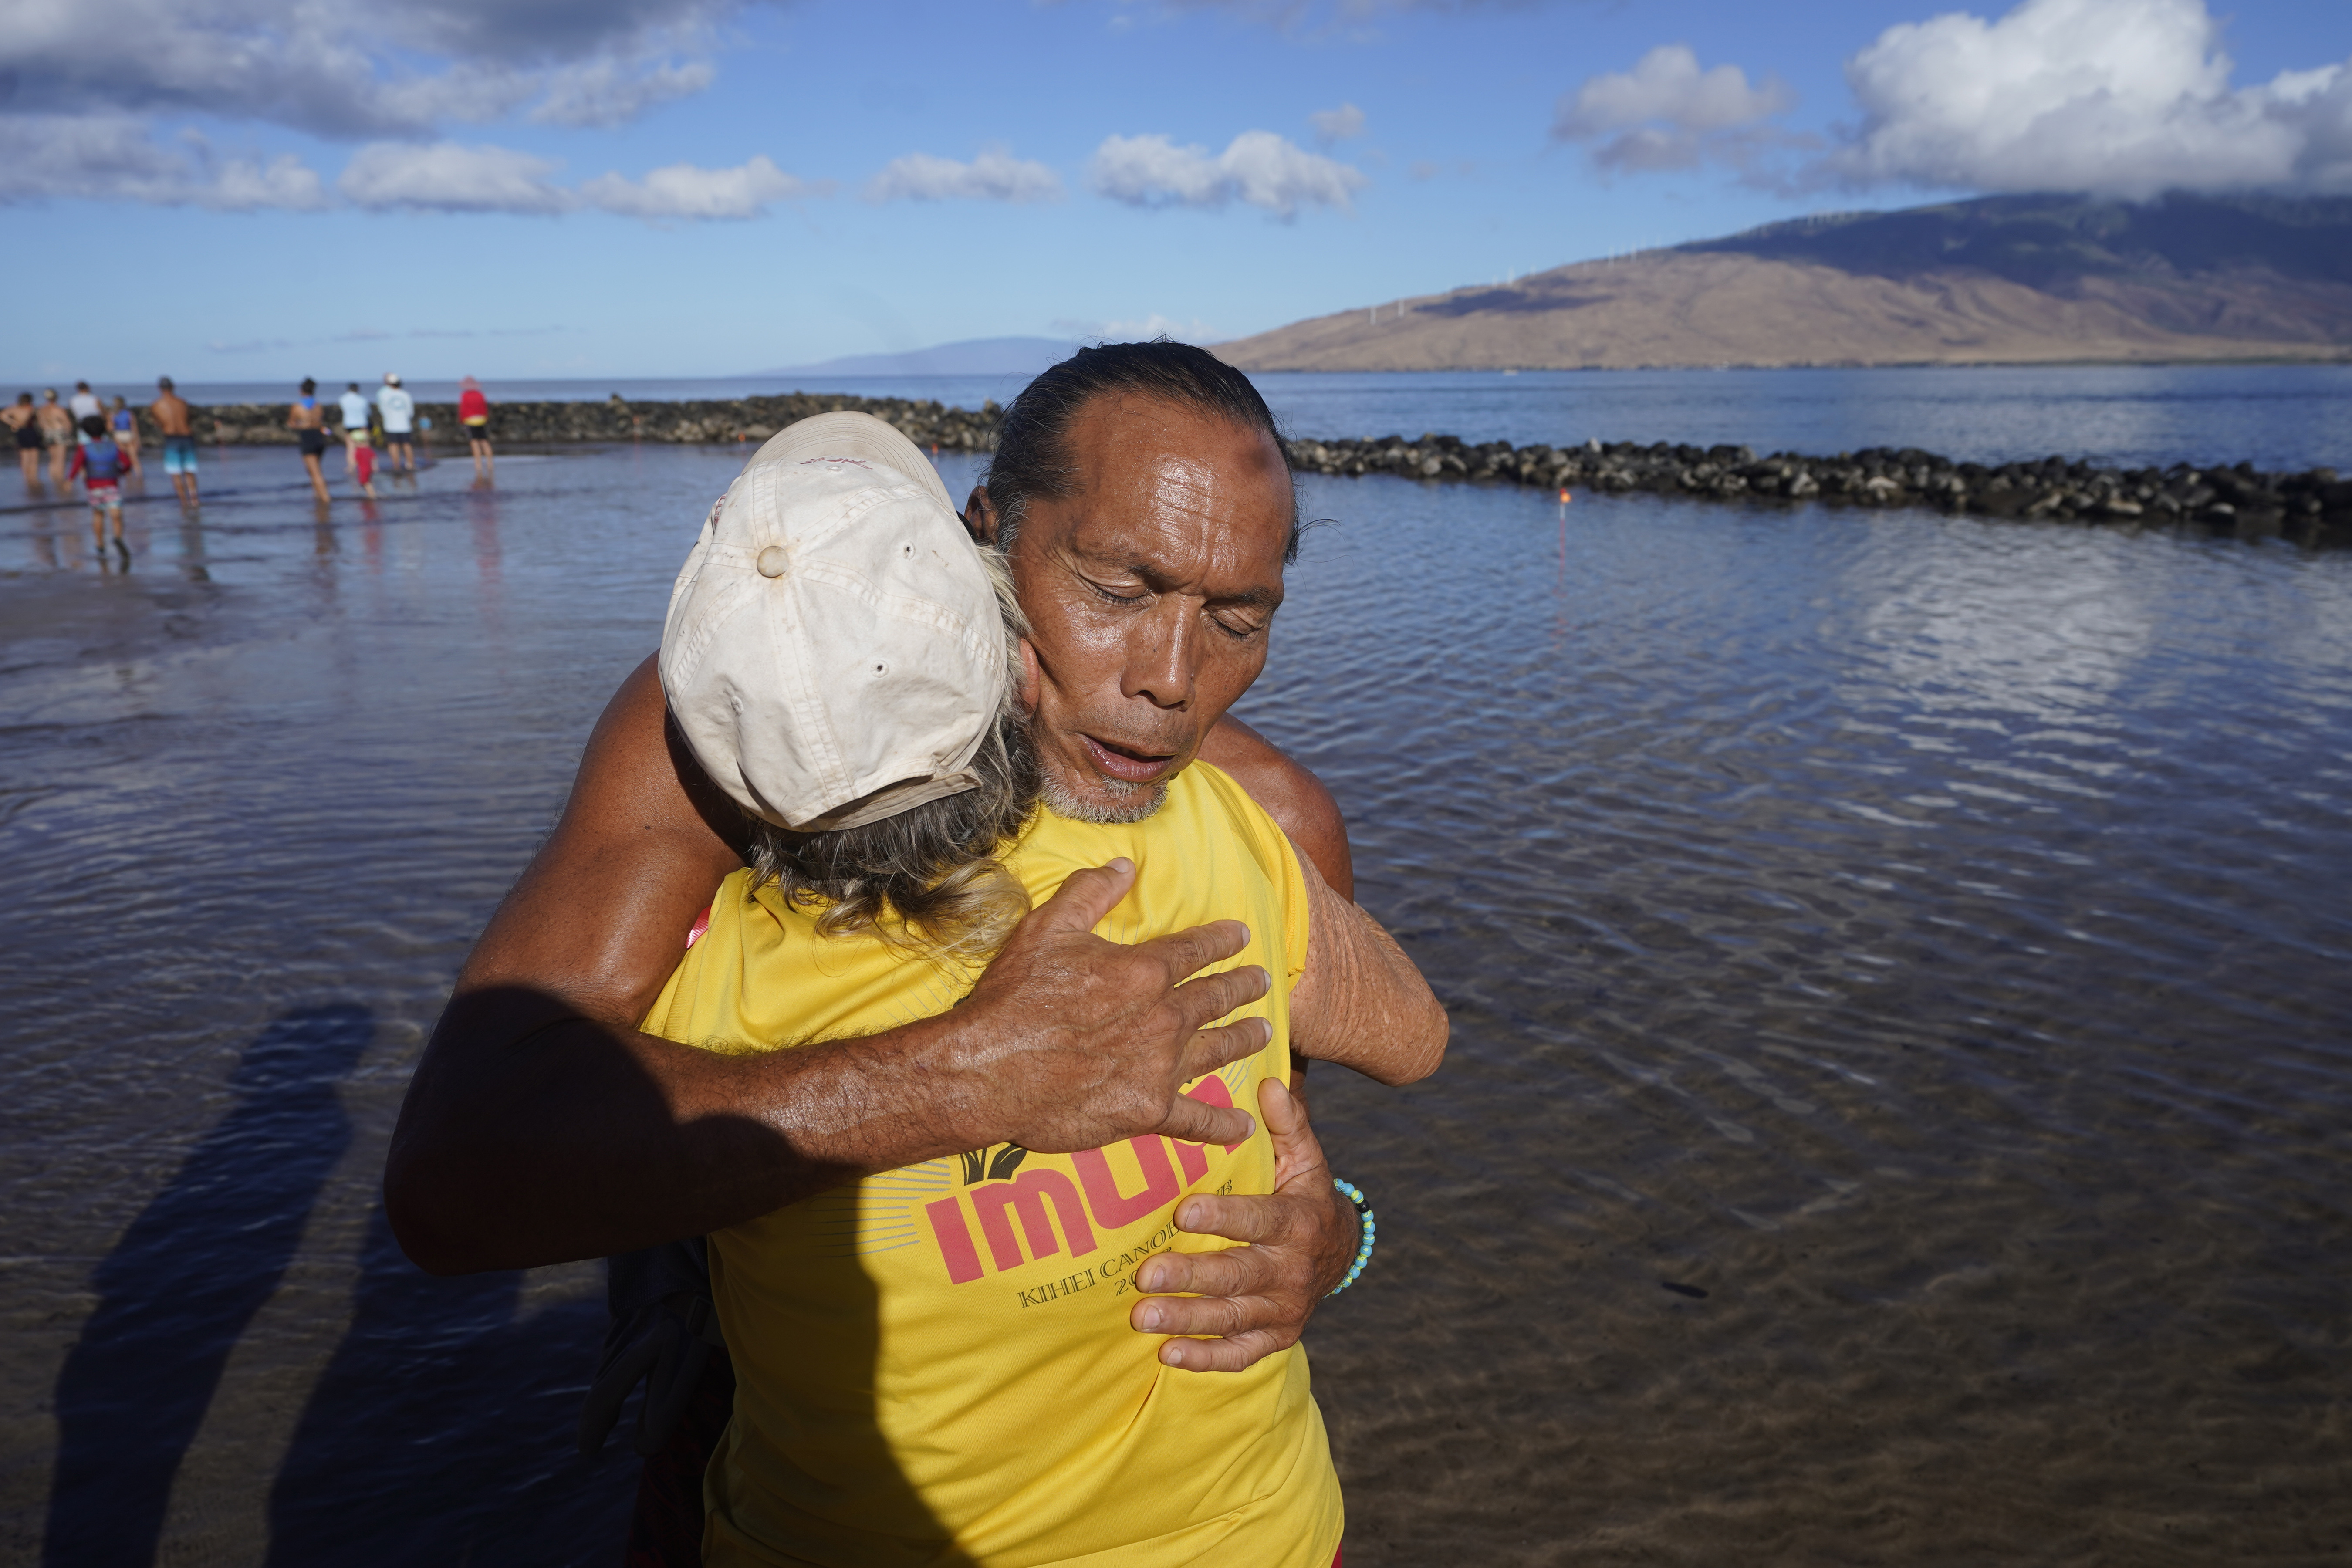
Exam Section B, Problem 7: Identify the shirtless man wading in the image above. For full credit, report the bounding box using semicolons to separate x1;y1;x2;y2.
152;378;199;507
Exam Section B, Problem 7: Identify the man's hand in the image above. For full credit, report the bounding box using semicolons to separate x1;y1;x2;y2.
950;858;1270;1153
1126;1078;1358;1372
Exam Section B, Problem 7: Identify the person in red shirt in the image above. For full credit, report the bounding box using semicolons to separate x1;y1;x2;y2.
458;375;493;480
68;414;132;564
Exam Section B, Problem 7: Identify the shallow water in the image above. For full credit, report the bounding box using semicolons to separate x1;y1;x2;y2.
3;445;2349;1564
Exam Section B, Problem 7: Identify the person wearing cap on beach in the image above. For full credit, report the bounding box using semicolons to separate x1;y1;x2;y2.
388;345;1403;1563
377;374;416;473
629;410;1440;1568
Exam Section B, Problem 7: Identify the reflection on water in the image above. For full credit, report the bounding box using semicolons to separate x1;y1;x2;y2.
1241;479;2352;1563
1848;525;2159;725
2;444;2348;1564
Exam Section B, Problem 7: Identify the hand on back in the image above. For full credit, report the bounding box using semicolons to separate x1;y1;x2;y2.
953;858;1268;1154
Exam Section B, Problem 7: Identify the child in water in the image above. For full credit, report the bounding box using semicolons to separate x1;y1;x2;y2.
69;415;132;564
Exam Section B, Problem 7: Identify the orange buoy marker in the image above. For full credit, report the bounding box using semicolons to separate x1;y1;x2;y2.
1559;489;1572;504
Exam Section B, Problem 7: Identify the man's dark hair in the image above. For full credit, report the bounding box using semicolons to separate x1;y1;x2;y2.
80;414;107;439
983;339;1299;561
157;376;173;391
300;377;317;395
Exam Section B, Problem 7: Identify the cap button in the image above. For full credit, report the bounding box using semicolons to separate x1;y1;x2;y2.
756;545;789;578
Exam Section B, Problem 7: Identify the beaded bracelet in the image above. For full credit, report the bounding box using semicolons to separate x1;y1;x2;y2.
1325;1177;1376;1297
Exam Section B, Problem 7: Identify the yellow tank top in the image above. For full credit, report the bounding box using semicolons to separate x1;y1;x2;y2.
641;762;1343;1568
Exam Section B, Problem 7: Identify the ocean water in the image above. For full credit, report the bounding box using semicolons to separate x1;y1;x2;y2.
62;362;2352;474
3;436;2349;1564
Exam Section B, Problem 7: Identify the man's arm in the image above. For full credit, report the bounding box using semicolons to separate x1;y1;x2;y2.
387;656;1270;1275
1285;849;1447;1085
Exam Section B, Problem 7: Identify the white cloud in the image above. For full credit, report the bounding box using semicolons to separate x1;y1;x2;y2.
336;142;576;213
1089;130;1366;218
1;115;819;223
581;155;817;219
1553;44;1796;173
0;0;734;176
0;114;328;209
531;56;718;128
1310;103;1366;143
1821;0;2352;197
865;147;1065;203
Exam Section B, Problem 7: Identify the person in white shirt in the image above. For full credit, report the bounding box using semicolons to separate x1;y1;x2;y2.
338;383;372;476
377;374;416;473
68;382;101;444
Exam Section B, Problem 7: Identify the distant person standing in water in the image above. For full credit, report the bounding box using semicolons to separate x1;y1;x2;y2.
68;381;101;438
458;375;492;479
37;389;75;488
69;415;132;564
338;382;371;476
152;378;199;507
377;373;416;473
109;396;141;476
287;378;332;504
5;393;40;488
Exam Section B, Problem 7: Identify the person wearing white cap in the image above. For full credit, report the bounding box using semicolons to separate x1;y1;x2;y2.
376;373;416;473
390;348;1429;1546
614;409;1441;1567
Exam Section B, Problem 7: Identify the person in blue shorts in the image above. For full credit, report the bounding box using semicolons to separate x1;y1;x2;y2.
152;378;199;507
287;378;331;504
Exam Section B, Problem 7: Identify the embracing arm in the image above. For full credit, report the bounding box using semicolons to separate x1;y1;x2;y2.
386;655;1269;1275
1287;849;1447;1085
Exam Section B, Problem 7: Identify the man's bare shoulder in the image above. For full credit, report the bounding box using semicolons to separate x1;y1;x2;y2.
1198;715;1353;900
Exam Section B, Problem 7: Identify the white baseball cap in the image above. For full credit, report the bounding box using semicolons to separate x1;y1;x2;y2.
660;411;1004;832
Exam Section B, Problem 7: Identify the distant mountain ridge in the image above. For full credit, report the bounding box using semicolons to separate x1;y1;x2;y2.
1217;193;2352;372
757;336;1081;378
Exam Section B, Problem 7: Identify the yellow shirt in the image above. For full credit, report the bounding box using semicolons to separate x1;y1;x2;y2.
641;762;1344;1568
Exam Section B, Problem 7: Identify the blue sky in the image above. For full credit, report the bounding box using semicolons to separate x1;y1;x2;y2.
6;0;2349;383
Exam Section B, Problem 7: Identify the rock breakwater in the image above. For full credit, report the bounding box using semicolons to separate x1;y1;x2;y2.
152;390;2350;541
1282;433;2352;543
151;391;1001;453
